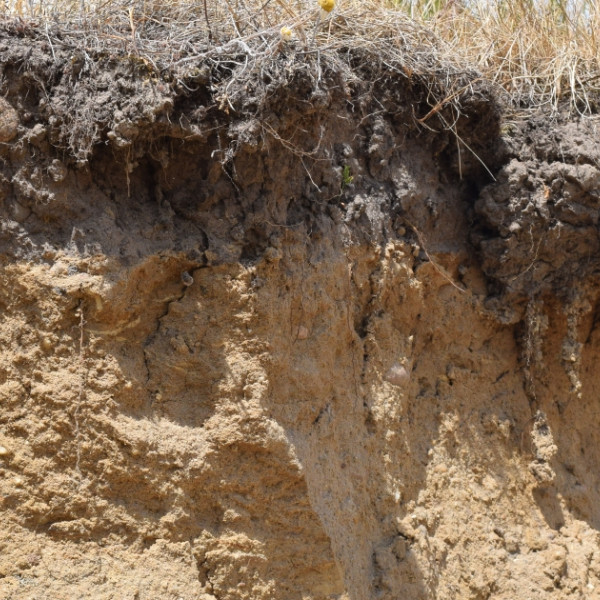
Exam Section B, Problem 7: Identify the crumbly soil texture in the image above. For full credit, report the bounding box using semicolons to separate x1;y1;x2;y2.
1;20;600;600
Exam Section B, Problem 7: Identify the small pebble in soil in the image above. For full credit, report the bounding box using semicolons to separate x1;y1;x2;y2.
296;325;309;340
384;363;410;387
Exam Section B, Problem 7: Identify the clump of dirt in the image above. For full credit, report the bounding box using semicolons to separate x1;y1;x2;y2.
475;114;600;319
1;18;600;600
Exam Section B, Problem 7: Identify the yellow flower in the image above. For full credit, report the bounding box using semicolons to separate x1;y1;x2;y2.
318;0;335;13
280;26;293;41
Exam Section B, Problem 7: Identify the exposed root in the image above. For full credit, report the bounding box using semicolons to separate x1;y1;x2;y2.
522;299;548;410
73;302;87;482
561;293;590;404
405;221;467;295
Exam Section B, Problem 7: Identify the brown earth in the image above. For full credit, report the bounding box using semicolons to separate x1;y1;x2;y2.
1;21;600;600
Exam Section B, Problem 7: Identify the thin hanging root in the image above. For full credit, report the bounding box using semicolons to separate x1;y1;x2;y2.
73;303;88;482
417;79;482;125
437;113;496;182
406;220;467;294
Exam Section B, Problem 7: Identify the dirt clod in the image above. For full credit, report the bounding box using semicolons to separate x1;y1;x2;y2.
0;97;18;142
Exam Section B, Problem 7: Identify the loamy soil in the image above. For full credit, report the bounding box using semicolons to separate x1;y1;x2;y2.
1;19;600;600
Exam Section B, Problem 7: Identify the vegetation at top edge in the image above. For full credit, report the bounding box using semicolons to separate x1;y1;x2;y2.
0;0;599;114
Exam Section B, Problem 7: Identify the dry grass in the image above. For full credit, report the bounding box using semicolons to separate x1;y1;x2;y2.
424;0;600;114
2;0;599;113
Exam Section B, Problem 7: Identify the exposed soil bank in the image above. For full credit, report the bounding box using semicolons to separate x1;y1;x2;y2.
1;22;600;600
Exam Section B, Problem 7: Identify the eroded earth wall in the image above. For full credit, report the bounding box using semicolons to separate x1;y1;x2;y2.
1;24;600;600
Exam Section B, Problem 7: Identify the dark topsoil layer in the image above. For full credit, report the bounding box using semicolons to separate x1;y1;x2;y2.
1;21;600;323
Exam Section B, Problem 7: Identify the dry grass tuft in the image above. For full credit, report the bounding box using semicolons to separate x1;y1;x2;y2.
423;0;600;114
1;0;599;114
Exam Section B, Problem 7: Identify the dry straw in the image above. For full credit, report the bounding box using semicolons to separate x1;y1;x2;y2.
1;0;599;114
